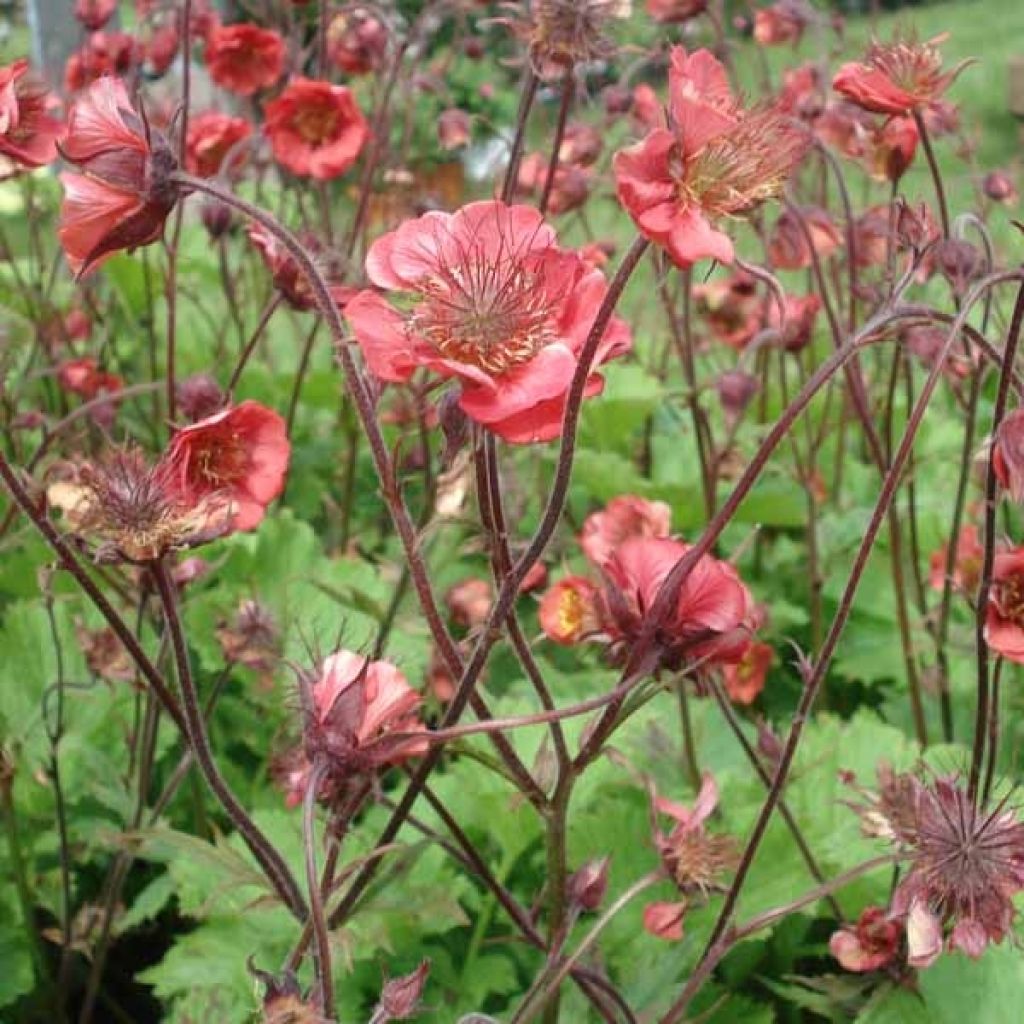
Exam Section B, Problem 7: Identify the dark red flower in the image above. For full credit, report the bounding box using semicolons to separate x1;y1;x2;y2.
992;410;1024;503
0;60;63;170
769;293;821;352
206;23;285;96
768;206;842;270
247;222;354;312
264;77;368;180
163;400;290;532
185;110;251;177
833;34;969;116
983;169;1017;205
867;115;918;182
58;76;179;276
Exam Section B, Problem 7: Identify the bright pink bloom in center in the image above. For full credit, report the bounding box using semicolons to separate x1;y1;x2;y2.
345;200;632;443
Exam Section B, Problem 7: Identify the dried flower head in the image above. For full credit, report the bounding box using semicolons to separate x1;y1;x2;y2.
514;0;627;81
849;766;1024;965
47;448;231;562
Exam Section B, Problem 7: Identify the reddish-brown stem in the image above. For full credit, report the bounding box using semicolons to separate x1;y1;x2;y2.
538;72;574;216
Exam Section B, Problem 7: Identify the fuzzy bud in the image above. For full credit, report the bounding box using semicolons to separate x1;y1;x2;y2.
568;856;610;911
376;960;430;1021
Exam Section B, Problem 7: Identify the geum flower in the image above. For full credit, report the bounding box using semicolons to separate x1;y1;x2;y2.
185;110;251;178
163;401;290;532
830;906;902;973
985;547;1024;664
928;523;982;595
643;774;738;940
614;46;808;268
579;494;671;568
47;447;232;563
850;766;1024;966
263;77;368;180
833;34;971;117
205;23;285;96
0;59;64;170
58;76;179;276
345;200;632;443
277;651;428;808
600;536;755;670
992;408;1024;502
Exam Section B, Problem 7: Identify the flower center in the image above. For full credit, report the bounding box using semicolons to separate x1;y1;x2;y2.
412;251;556;375
292;103;340;145
995;572;1024;627
192;432;248;486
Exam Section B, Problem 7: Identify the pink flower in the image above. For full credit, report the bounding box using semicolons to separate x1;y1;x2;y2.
642;901;687;940
768;293;821;352
614;47;806;268
928;524;983;594
992;409;1024;502
263;77;368;180
646;0;706;24
601;536;755;668
753;1;812;46
580;495;671;569
830;907;901;972
986;547;1024;664
538;576;600;645
64;31;137;91
163;401;290;532
75;0;117;31
722;641;772;704
58;76;178;276
767;206;842;270
867;115;918;182
345;201;632;443
205;23;285;96
0;60;64;169
446;578;492;629
279;651;428;807
185;110;251;178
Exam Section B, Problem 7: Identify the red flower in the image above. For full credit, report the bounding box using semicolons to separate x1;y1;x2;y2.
437;108;471;151
64;32;137;92
830;907;901;972
580;495;671;569
601;536;755;667
722;641;772;704
516;152;592;215
778;62;824;120
143;22;181;78
185;110;251;177
643;901;687;940
768;293;821;352
205;23;285;96
559;122;602;167
629;83;662;130
326;9;388;75
163;400;290;532
753;1;812;46
57;357;123;399
993;409;1024;503
614;47;807;269
264;77;368;180
75;0;117;31
58;76;179;276
693;272;761;350
345;201;632;443
928;524;983;594
446;578;492;629
539;576;600;645
768;206;842;270
0;60;64;169
986;548;1024;663
867;115;918;182
833;34;969;116
646;0;707;24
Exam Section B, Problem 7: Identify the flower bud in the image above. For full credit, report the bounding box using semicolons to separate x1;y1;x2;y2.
175;373;224;423
935;238;982;296
568;856;610;911
983;169;1017;205
376;960;430;1021
716;370;759;423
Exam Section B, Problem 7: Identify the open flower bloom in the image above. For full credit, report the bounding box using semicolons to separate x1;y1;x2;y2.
279;651;428;807
722;640;772;704
830;907;902;973
326;9;388;74
185;110;251;177
850;767;1024;965
0;60;64;169
263;77;368;180
928;524;983;594
58;76;178;276
65;31;137;92
643;774;739;940
205;23;285;96
163;401;290;532
986;548;1024;664
601;536;756;668
538;576;600;645
580;495;671;569
832;34;970;116
345;201;632;443
992;409;1024;503
614;47;807;268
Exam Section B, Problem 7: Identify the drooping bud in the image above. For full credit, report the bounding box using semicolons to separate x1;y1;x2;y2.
175;373;224;423
982;169;1017;205
716;370;759;424
568;856;610;911
993;409;1024;502
375;960;430;1021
